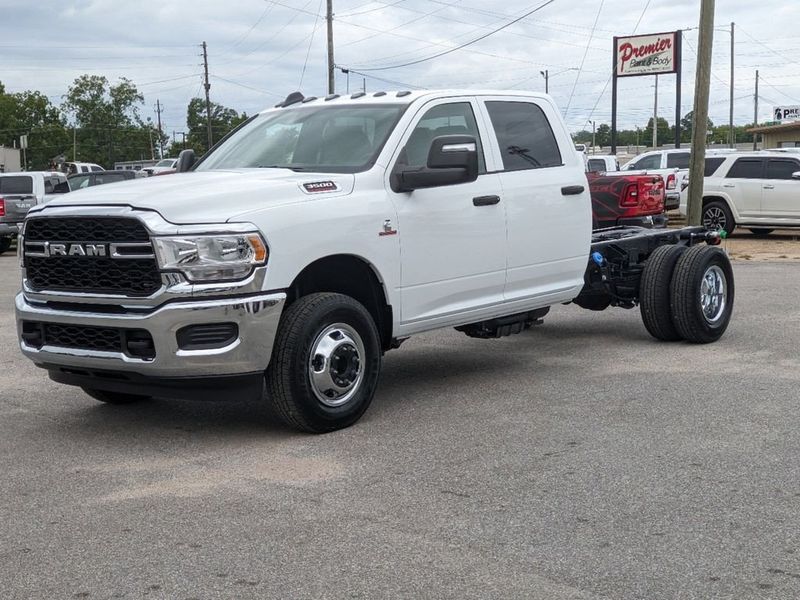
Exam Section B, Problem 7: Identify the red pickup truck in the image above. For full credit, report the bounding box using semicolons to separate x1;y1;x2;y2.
586;170;667;230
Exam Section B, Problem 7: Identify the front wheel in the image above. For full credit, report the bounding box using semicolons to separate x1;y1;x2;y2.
670;246;735;344
82;388;152;404
0;237;12;255
266;293;382;433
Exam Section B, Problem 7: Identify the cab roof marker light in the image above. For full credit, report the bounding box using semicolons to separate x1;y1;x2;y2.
301;96;318;103
396;91;412;97
350;92;366;99
373;91;387;97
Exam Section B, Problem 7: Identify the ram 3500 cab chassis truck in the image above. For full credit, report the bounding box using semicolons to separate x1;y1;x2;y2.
15;90;733;432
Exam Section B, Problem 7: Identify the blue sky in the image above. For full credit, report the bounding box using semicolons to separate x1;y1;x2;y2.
1;0;797;134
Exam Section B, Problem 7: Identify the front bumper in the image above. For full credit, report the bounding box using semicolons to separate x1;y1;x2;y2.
16;291;286;379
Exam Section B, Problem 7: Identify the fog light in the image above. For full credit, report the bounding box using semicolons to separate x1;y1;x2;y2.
176;323;239;351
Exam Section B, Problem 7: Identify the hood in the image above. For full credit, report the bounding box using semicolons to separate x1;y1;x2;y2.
38;169;355;224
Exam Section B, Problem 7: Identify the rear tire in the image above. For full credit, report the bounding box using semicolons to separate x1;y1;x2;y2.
640;244;688;341
749;228;773;237
266;293;382;433
670;246;735;344
702;201;736;235
82;388;152;404
0;237;12;255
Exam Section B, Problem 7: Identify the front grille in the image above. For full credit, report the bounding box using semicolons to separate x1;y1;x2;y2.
26;217;150;242
22;321;156;359
24;217;161;297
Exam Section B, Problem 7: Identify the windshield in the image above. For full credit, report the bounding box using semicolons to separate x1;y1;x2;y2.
196;104;406;173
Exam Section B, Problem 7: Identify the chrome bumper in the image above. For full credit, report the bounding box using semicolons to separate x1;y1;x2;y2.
16;292;286;378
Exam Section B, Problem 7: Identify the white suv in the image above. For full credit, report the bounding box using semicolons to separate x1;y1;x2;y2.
679;152;800;235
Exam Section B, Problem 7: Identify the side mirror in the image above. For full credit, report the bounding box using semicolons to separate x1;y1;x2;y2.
792;171;800;180
177;149;197;173
394;135;479;192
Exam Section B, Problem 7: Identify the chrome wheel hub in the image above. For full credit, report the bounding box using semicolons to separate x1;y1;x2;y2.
700;265;727;324
308;323;365;407
702;207;726;231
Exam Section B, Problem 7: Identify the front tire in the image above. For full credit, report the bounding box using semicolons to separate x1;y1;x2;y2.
266;293;382;433
702;201;736;235
640;244;687;341
670;246;735;344
82;388;152;404
0;237;12;255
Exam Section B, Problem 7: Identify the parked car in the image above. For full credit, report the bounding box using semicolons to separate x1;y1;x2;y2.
619;149;688;210
65;162;104;175
0;171;68;254
16;90;732;432
679;151;800;235
68;170;137;190
142;158;178;176
586;155;620;173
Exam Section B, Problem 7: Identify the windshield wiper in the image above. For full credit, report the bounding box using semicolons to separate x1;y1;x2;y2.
257;164;309;172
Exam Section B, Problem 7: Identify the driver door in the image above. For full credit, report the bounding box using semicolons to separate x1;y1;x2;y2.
386;98;506;331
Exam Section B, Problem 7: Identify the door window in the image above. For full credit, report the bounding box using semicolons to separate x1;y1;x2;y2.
485;101;561;171
398;102;485;173
630;154;661;170
766;159;800;180
666;152;690;168
704;157;726;176
726;158;764;179
69;175;90;189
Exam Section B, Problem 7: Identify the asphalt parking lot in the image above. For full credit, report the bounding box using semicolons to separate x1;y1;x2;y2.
2;254;800;600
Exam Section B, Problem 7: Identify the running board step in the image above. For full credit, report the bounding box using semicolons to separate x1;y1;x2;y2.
455;307;550;339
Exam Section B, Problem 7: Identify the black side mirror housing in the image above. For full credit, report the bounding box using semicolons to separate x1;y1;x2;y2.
177;149;197;173
394;135;479;192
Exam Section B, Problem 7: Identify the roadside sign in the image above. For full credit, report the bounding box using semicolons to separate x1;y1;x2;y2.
615;32;678;77
774;106;800;122
20;134;28;149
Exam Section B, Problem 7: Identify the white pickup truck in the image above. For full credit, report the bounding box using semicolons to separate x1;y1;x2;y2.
0;171;69;254
16;90;734;432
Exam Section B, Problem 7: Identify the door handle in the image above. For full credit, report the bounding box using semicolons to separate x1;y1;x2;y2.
763;184;775;189
561;185;585;196
473;195;500;206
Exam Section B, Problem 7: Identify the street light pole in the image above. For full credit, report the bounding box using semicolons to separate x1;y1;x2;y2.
540;70;548;94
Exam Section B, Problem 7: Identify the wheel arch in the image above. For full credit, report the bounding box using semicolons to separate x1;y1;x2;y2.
287;254;394;351
702;194;740;221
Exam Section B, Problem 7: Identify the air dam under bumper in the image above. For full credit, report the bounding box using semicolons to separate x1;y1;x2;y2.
16;292;286;397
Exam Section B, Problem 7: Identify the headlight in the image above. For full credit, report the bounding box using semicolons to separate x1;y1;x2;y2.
153;233;268;282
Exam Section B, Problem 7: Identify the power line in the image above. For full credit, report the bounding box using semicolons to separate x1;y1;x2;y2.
349;0;559;72
300;0;325;88
564;0;604;118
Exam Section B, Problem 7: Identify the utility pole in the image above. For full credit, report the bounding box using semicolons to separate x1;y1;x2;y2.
202;41;213;150
326;0;335;94
687;0;715;226
729;22;735;148
362;77;366;93
588;121;596;154
541;69;549;94
753;69;759;150
73;128;77;161
155;99;164;159
653;75;659;149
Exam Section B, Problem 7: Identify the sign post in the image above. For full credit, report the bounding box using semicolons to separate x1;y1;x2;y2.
611;31;681;155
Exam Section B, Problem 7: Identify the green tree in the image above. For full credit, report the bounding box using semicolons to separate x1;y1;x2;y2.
680;111;714;143
186;98;248;155
595;123;611;148
0;82;70;170
641;117;671;148
62;75;153;167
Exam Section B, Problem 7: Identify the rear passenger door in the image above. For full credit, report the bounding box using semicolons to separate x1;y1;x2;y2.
479;98;591;303
763;158;800;222
723;157;765;218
